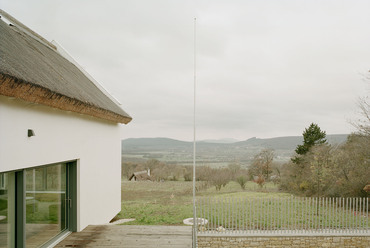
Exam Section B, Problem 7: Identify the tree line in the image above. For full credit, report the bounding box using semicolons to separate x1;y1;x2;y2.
279;93;369;197
279;124;369;197
122;155;279;192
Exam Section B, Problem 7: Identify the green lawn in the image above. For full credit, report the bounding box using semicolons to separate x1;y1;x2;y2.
119;180;369;230
119;180;282;225
119;181;194;225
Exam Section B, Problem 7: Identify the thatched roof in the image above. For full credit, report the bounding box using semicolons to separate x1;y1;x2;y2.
129;170;152;181
0;10;132;124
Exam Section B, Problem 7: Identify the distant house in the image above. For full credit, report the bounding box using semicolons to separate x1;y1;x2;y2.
0;10;131;247
129;169;152;181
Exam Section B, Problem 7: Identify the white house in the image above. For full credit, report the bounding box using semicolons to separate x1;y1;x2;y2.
0;10;132;247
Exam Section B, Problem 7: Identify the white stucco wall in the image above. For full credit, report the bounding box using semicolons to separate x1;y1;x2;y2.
0;96;122;231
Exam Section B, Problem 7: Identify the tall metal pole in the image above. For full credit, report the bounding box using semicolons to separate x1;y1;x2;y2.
192;17;197;248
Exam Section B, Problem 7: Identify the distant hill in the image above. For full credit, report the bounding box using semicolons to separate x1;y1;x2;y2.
122;134;349;166
122;137;190;151
122;134;348;151
233;134;348;150
199;138;240;144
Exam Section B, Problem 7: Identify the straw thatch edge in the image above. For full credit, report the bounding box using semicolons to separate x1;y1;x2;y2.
0;73;132;124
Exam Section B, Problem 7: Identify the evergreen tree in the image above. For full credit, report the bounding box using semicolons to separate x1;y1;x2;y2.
292;123;327;163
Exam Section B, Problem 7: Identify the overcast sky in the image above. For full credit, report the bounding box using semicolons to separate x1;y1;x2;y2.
1;0;369;141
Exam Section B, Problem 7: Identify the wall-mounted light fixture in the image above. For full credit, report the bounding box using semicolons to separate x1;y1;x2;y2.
27;129;35;137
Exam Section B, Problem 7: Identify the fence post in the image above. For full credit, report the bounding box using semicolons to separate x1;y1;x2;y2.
227;198;230;232
216;197;218;233
366;197;368;234
272;198;274;234
263;197;265;232
350;198;352;233
197;196;368;235
356;197;358;233
249;199;252;231
342;197;345;233
329;197;340;232
345;198;348;232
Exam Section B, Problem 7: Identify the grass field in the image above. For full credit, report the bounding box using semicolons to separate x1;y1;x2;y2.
119;181;194;225
119;180;369;231
118;180;283;225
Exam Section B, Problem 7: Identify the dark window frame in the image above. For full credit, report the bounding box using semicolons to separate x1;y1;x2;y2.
3;161;78;248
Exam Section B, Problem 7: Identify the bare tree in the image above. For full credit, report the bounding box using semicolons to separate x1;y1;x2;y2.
353;96;370;136
248;149;274;181
228;162;241;180
210;168;231;191
306;144;332;197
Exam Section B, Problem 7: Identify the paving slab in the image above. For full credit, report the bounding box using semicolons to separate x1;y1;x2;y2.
55;225;192;248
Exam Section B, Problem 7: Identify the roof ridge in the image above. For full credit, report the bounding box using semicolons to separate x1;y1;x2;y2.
0;9;56;50
51;40;123;107
0;11;132;124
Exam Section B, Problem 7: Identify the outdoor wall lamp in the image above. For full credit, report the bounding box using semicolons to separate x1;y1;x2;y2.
28;129;35;137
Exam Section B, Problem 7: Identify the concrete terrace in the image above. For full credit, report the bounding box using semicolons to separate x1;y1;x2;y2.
55;225;192;248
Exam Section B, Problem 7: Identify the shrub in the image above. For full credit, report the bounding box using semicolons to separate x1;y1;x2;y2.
236;176;248;190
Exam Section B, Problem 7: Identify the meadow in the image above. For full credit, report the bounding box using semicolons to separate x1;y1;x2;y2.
118;180;369;231
118;180;287;225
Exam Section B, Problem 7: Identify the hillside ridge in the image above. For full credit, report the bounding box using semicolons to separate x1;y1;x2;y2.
122;134;348;150
121;134;348;166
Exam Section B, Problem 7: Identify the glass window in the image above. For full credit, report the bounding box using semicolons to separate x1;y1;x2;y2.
25;164;67;247
0;172;15;248
0;162;75;247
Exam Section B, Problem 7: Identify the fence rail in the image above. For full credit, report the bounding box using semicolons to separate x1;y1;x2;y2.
196;197;369;235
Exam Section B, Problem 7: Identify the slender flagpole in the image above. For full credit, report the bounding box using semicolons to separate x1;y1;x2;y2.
192;17;197;248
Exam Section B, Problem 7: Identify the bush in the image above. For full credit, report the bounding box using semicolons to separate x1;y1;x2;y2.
184;173;192;181
254;176;265;188
236;176;248;190
279;134;370;197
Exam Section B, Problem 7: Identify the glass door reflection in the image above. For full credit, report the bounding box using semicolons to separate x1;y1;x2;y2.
25;164;67;247
0;172;15;248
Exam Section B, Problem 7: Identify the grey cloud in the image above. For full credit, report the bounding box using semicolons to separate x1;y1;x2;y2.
1;0;369;141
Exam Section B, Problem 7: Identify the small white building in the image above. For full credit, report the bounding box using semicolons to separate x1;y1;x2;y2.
0;10;132;247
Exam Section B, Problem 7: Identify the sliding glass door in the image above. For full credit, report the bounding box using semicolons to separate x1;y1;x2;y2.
25;164;68;248
0;172;15;248
0;162;76;248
